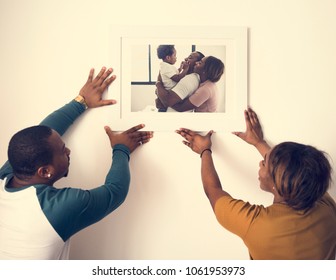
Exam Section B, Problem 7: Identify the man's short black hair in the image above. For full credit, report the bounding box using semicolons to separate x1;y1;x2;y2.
195;51;205;61
8;125;53;179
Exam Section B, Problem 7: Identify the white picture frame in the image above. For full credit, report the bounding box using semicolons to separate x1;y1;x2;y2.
108;26;248;131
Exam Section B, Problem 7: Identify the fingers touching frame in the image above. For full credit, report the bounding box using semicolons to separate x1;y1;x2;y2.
176;128;213;151
176;128;194;140
104;124;153;151
247;107;262;126
125;124;145;134
176;128;193;147
126;124;153;144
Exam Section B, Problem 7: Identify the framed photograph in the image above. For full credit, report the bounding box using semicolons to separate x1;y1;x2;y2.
108;26;248;131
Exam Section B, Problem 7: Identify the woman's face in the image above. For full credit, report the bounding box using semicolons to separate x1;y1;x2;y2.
258;150;275;192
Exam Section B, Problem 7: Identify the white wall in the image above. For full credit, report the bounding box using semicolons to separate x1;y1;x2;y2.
1;0;336;260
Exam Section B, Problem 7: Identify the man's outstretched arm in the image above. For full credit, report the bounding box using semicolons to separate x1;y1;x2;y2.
41;67;117;135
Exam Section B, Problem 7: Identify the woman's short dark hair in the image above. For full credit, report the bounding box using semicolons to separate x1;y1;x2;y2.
157;45;175;59
268;142;332;211
204;56;225;82
8;125;53;179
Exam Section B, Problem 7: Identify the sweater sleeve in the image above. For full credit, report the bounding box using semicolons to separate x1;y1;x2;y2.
40;100;85;136
37;144;132;241
0;162;13;180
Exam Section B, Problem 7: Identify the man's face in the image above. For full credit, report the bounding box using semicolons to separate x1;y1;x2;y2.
193;57;207;75
185;52;201;72
48;130;71;179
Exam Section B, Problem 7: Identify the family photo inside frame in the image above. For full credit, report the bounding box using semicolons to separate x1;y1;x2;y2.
108;26;248;131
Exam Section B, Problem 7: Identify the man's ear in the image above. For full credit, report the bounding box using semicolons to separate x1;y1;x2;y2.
37;165;54;180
